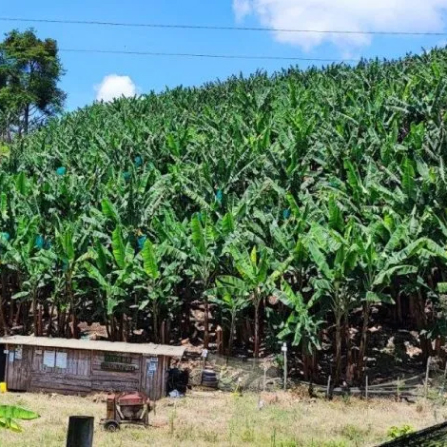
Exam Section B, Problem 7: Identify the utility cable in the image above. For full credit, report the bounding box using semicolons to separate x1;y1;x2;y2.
60;47;360;62
1;16;447;37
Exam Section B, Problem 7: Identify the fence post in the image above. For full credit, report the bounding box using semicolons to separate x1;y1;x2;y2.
395;376;402;402
66;416;94;447
216;326;223;355
425;357;431;400
365;375;369;402
442;361;447;395
201;348;208;370
326;375;331;399
282;343;287;391
263;358;267;392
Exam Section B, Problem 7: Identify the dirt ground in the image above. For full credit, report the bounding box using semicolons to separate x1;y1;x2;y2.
0;389;440;446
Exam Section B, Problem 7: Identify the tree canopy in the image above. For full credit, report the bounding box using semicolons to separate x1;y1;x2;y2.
0;29;65;140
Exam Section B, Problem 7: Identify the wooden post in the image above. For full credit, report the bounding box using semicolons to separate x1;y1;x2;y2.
66;416;94;447
201;349;208;375
365;375;369;402
216;326;223;355
282;343;287;391
425;357;431;400
326;375;331;400
263;359;267;392
443;360;447;394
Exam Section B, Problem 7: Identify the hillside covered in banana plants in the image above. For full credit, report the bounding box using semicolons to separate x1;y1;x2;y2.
2;48;447;386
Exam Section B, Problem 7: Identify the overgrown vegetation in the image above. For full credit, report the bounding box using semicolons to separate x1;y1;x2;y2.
0;392;437;446
1;48;447;386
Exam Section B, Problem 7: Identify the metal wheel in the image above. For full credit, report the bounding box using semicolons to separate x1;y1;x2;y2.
104;420;120;432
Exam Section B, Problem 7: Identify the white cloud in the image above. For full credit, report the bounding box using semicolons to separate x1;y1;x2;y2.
233;0;447;52
234;0;252;21
95;74;137;102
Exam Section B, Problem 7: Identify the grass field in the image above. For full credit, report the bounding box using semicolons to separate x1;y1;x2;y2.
0;390;439;446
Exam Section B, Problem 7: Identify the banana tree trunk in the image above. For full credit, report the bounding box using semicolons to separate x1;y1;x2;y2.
415;290;431;361
67;273;78;339
119;313;124;341
105;317;111;340
32;289;38;336
48;304;55;336
357;301;370;381
203;294;210;349
0;269;8;335
228;310;236;356
57;306;64;337
254;299;260;358
38;305;43;336
302;343;310;380
0;271;9;335
345;311;353;384
0;294;8;335
111;316;117;341
161;320;166;344
153;301;159;343
335;312;342;385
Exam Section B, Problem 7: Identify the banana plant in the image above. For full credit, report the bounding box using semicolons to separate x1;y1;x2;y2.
0;405;39;432
10;249;56;336
277;280;322;354
136;238;182;342
212;282;249;355
2;218;56;336
307;218;358;385
354;231;395;380
54;221;93;338
84;226;135;340
188;212;220;348
220;244;277;358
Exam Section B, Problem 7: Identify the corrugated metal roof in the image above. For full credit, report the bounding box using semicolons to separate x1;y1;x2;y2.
0;336;185;357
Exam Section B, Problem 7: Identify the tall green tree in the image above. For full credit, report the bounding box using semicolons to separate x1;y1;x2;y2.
0;29;65;139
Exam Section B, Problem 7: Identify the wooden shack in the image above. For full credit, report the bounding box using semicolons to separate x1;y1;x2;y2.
0;336;185;400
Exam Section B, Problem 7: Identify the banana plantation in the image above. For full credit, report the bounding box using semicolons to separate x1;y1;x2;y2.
1;48;447;387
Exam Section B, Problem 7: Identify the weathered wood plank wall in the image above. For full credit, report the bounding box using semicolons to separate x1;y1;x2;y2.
91;351;141;392
141;355;169;400
5;345;31;391
5;344;171;400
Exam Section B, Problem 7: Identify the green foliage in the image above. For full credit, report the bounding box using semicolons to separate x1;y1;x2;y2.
387;424;414;440
0;29;65;138
0;46;447;374
0;405;39;432
277;280;322;352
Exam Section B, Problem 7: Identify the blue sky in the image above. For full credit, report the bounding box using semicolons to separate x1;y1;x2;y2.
1;0;447;110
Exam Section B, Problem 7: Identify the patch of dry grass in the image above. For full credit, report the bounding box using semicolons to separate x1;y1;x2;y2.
0;390;439;446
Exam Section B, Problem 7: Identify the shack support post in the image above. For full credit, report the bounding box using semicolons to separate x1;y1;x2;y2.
66;416;94;447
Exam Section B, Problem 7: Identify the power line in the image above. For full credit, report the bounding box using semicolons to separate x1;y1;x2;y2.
1;16;447;37
61;48;359;63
